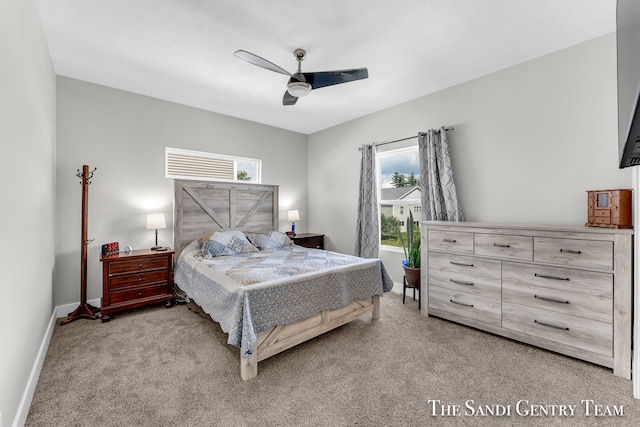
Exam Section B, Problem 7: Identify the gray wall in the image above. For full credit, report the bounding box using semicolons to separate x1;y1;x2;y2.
307;34;633;286
55;77;308;306
0;0;56;425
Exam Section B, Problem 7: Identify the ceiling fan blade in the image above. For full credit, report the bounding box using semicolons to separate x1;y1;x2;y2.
303;68;368;89
234;50;291;76
283;91;298;106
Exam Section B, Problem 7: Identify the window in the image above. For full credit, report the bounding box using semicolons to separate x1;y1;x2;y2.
165;147;261;183
378;146;421;248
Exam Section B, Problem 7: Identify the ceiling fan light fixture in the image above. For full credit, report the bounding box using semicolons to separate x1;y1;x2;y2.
287;81;312;97
234;49;368;105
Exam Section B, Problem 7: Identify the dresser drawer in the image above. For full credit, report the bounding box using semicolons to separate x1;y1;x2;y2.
428;230;473;254
502;302;612;356
588;216;612;226
590;216;611;226
429;286;501;326
502;262;612;294
109;270;169;290
502;282;612;323
428;253;501;299
108;257;169;275
533;237;613;270
474;234;533;261
502;261;612;324
428;252;501;279
297;236;324;249
109;283;170;305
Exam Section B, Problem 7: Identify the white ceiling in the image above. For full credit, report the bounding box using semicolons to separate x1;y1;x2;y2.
35;0;616;135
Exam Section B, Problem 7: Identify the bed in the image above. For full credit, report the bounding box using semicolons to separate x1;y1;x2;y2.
172;180;393;380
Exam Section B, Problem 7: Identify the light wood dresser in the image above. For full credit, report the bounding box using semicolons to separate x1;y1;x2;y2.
421;221;633;379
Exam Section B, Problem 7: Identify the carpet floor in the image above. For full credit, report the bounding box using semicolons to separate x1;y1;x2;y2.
26;292;638;426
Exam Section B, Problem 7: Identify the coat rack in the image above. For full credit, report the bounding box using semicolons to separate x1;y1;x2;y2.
61;165;100;325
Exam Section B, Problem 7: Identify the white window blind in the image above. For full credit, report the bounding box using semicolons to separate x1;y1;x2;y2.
165;147;261;183
167;152;235;180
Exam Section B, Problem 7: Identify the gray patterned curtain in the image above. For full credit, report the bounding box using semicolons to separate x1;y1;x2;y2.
354;144;379;258
418;128;464;221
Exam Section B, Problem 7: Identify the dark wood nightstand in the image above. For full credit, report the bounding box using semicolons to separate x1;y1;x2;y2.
99;249;174;322
290;233;325;249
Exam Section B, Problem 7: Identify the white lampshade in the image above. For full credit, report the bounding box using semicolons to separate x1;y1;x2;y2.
146;213;167;230
287;209;300;222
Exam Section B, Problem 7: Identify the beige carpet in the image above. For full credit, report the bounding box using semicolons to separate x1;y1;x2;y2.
26;293;638;426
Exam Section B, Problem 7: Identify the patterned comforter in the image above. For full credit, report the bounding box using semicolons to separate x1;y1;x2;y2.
173;241;393;358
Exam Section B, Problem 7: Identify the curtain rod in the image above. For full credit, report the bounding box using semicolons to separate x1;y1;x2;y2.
358;127;454;151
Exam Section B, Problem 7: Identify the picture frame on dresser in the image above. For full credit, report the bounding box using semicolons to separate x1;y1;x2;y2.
421;221;633;380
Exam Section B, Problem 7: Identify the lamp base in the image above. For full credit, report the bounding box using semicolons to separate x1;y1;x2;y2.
151;245;162;250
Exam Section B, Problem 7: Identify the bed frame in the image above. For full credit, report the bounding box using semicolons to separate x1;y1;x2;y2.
173;180;380;380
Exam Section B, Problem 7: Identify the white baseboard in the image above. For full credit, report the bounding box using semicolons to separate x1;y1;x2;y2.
13;307;56;427
14;299;100;427
390;282;403;295
54;298;100;319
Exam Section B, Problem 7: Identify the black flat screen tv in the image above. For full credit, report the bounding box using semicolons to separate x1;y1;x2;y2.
618;0;640;168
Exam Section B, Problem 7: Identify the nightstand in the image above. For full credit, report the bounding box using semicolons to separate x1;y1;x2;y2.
99;249;174;322
290;233;325;249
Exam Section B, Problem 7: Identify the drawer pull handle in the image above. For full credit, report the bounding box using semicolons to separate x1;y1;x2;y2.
138;292;143;297
450;299;474;308
450;279;474;286
534;295;569;304
534;273;570;281
138;263;143;268
534;319;569;331
560;249;581;255
443;238;457;243
450;261;474;267
138;278;143;282
493;243;511;248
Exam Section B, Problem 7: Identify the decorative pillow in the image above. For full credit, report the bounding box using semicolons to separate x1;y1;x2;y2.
193;232;215;257
196;232;214;245
246;231;293;250
202;230;258;258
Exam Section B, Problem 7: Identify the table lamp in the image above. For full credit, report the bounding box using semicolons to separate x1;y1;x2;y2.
146;213;167;250
287;209;300;235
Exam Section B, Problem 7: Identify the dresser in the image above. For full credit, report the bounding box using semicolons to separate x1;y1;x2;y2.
100;249;175;322
290;233;325;249
422;221;633;379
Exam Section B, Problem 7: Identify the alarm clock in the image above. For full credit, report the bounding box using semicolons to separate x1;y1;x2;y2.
101;242;119;256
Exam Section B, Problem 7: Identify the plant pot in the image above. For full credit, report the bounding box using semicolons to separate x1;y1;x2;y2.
403;266;420;289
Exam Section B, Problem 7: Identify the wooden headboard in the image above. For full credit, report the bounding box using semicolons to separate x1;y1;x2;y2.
173;180;279;258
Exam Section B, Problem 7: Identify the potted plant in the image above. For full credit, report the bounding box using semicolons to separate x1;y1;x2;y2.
399;210;420;288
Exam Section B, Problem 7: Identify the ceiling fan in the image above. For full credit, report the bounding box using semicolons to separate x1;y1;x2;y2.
234;49;368;105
